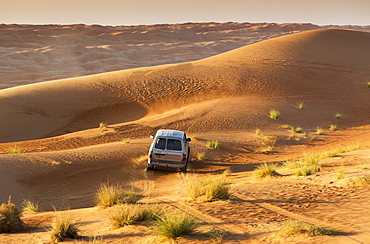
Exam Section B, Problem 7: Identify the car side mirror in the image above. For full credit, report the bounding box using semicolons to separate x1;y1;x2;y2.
186;138;191;142
150;135;154;139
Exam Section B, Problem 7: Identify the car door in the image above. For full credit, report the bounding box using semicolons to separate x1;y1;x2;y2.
164;138;184;164
152;137;167;162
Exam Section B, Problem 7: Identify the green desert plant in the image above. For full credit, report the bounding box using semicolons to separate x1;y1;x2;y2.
49;211;79;243
367;81;370;88
8;146;21;154
316;127;324;135
197;152;206;160
186;175;230;202
269;109;280;119
295;127;303;133
21;199;40;212
255;128;263;136
123;138;131;144
297;101;305;109
282;124;294;130
254;163;278;178
155;211;196;239
295;166;313;177
207;140;219;149
336;166;345;180
99;122;107;130
280;220;342;236
329;124;337;131
95;183;138;208
335;113;342;119
0;196;24;233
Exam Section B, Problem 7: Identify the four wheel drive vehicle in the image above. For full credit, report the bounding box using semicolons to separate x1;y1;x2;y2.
147;129;191;171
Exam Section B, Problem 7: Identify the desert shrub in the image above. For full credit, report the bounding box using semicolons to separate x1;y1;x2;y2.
187;176;230;201
335;113;342;119
280;220;342;236
336;166;345;180
295;166;313;176
346;176;370;187
0;197;23;233
111;204;161;228
22;199;40;212
297;101;305;109
367;82;370;88
329;124;337;131
316;127;324;135
49;211;79;243
134;204;161;222
123;138;131;144
155;211;196;239
99;122;107;130
254;163;278;178
295;127;303;133
284;160;303;169
255;129;263;136
207;140;219;149
8;146;21;154
269;109;280;119
223;168;232;176
110;204;135;228
209;226;227;243
95;183;138;208
197;152;206;160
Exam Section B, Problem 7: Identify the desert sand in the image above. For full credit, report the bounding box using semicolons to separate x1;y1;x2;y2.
1;23;370;243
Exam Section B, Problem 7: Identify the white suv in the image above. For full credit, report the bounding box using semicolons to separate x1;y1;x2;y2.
147;129;191;171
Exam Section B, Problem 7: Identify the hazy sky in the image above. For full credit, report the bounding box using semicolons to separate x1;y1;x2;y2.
1;0;369;26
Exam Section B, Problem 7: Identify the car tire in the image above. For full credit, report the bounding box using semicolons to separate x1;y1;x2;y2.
147;165;154;170
180;163;187;172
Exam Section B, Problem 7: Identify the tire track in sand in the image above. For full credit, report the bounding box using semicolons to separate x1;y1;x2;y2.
232;192;367;244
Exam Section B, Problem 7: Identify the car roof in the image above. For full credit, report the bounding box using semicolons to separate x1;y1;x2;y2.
155;129;185;139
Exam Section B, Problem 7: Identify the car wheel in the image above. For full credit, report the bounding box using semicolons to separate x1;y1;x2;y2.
147;165;154;171
180;163;187;172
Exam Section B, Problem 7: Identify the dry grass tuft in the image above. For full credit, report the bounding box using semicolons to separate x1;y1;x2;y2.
48;211;79;243
346;176;370;187
187;175;230;202
197;152;206;160
22;199;40;212
207;140;219;149
280;220;343;236
155;211;196;239
95;183;138;208
8;146;21;154
254;163;278;178
269;109;280;119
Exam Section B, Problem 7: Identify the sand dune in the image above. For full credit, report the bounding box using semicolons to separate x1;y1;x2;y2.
1;29;370;143
2;26;370;243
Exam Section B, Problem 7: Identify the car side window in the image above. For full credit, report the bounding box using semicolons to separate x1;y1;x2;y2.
167;139;182;151
154;138;166;150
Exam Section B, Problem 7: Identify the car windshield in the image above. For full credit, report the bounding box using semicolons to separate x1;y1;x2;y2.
167;139;182;151
154;138;166;150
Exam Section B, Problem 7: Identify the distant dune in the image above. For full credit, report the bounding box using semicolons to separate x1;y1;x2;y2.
1;22;369;90
0;29;370;143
